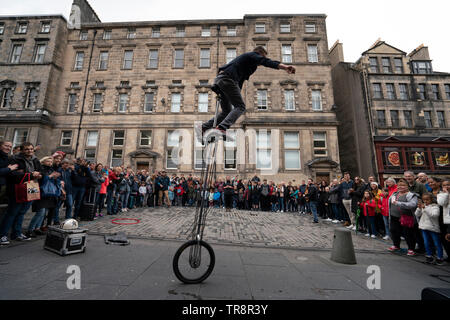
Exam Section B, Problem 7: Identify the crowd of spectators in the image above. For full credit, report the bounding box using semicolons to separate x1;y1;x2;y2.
0;141;449;265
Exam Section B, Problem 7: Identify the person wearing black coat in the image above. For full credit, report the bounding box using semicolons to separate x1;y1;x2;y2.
0;141;18;205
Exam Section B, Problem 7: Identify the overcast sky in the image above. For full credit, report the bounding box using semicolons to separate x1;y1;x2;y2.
1;0;449;71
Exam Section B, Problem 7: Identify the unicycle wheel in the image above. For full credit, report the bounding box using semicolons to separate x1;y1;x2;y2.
172;240;215;284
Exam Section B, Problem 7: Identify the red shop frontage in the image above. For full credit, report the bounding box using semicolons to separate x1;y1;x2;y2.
374;136;450;184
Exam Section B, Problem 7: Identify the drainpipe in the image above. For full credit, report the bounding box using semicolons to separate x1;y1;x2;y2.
74;29;97;157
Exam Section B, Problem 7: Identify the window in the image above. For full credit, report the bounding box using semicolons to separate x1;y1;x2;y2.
167;130;180;169
111;150;123;167
176;26;185;37
103;30;111;40
307;45;318;63
92;93;102;112
256;131;271;169
13;129;28;148
446;84;450;100
127;28;136;39
437;111;446;128
373;83;382;99
0;23;4;35
24;87;38;109
201;27;210;37
431;84;440;100
67;93;77;112
399;83;409;100
224;131;237;170
313;132;327;157
284;132;300;170
418;84;427;100
70;82;80;88
33;44;47;63
118;93;128;112
84;149;96;163
394;58;403;73
98;51;109;70
382;58;391;73
284;90;295;110
144;92;154;112
311;90;322;111
424;111;432;128
257;90;268;110
199;48;210;68
390;110;399;127
74;52;84;70
281;44;292;63
226;48;236;63
123;50;133;69
386;83;396;100
305;23;316;33
120;81;130;88
152;27;160;38
412;61;432;74
404;111;413;128
79;31;88;40
148;49;158;68
40;22;51;33
95;81;104;88
255;23;265;33
140;130;152;146
227;26;236;36
377;110;386;127
60;131;72;146
86;131;98;147
171;93;181;112
174;49;184;68
0;128;5;140
198;92;208;113
194;137;206;170
280;23;290;33
113;130;125;146
10;44;23;63
1;88;13;108
17;22;28;34
369;57;379;73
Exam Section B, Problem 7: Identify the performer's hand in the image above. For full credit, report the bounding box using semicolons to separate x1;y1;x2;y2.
286;66;296;74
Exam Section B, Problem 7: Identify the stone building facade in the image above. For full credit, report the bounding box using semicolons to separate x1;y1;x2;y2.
1;0;341;183
330;40;450;183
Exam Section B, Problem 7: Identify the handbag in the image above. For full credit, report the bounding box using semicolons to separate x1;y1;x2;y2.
15;173;41;203
40;175;61;198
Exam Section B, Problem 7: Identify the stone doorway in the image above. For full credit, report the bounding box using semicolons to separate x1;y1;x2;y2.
137;162;150;171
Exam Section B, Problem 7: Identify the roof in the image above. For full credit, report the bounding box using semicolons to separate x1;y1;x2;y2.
362;39;406;55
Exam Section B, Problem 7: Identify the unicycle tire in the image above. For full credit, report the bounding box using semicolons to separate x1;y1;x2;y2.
173;240;215;284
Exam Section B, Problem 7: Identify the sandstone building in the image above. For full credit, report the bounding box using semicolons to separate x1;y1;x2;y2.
1;0;341;183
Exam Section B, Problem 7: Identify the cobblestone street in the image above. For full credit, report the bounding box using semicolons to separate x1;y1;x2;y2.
71;207;389;252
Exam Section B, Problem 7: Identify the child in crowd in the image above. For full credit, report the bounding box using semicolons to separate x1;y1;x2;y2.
138;182;146;207
415;193;444;265
380;188;390;240
359;190;379;238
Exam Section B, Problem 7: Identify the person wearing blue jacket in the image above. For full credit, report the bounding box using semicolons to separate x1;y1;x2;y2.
156;170;170;207
196;46;295;141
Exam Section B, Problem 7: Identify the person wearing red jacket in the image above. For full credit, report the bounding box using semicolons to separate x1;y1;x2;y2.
380;188;391;240
359;191;381;238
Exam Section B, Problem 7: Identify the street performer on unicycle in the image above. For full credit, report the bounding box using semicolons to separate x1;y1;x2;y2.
172;46;296;284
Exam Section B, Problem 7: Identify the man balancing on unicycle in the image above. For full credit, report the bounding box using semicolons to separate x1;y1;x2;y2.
195;46;296;143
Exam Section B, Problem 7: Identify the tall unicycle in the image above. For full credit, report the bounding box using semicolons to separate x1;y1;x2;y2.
172;84;224;284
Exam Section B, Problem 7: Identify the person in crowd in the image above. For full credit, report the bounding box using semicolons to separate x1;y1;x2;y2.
380;187;391;240
137;181;146;207
385;177;398;197
437;178;450;262
156;170;171;207
417;172;432;192
318;181;328;219
90;163;106;216
415;193;444;265
0;141;19;207
128;176;140;209
97;167;109;215
322;186;333;221
329;179;342;224
223;177;234;212
306;178;319;224
388;178;418;256
277;183;285;213
250;181;260;211
299;180;308;214
349;177;365;231
0;142;42;244
12;146;21;155
260;179;270;211
359;190;379;238
71;159;91;219
340;172;354;228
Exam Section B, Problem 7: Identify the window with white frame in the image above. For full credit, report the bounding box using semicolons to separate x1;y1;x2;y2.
123;50;133;69
281;44;292;63
227;26;236;36
176;26;185;37
369;57;379;73
372;83;382;99
201;26;211;37
118;93;128;112
311;90;322;111
13;129;28;148
167;130;180;169
127;28;136;39
98;51;109;70
256;130;271;169
171;93;181;112
92;93;102;112
437;111;446;128
224;131;237;170
144;92;155;112
313;132;327;157
67;93;77;113
111;149;123;167
194;137;205;170
305;23;316;33
403;111;412;128
280;23;291;33
60;131;73;146
198;92;208;113
386;83;396;100
255;23;265;33
284;132;300;170
307;45;318;63
200;48;210;68
424;111;433;128
390;110;399;127
148;49;158;69
24;87;38;109
139;130;152;147
79;30;88;40
103;30;111;40
284;89;295;110
394;58;403;73
152;27;160;38
84;149;96;163
399;83;409;100
226;48;236;63
33;43;47;63
174;49;184;68
74;52;84;70
40;21;51;33
113;130;125;146
0;23;4;35
86;131;98;147
17;22;28;34
10;44;23;63
0;128;6;140
257;89;268;110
